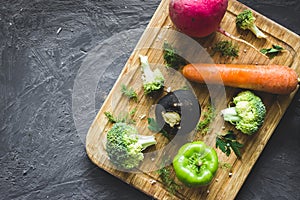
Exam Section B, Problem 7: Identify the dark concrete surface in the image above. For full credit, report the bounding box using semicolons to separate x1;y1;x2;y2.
0;0;299;199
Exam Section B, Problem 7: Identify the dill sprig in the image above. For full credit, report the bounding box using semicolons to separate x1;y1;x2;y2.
121;84;138;101
196;104;215;135
104;109;136;124
157;159;182;195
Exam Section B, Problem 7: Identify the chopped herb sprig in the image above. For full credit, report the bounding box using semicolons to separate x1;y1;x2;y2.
163;42;187;70
219;162;233;171
157;159;182;195
212;40;239;59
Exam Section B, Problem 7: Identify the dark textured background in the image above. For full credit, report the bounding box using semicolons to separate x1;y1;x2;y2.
0;0;299;199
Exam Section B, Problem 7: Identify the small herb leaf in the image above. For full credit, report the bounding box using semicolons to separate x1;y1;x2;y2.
163;42;187;70
212;40;239;59
104;110;136;124
104;111;117;123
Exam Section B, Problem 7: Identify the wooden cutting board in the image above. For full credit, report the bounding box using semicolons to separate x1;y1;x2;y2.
86;0;300;199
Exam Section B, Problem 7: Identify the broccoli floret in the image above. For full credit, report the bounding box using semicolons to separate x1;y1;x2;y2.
139;55;165;94
236;10;267;39
106;122;157;169
221;91;266;135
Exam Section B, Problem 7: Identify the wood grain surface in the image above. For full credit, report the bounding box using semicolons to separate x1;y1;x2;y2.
86;0;300;199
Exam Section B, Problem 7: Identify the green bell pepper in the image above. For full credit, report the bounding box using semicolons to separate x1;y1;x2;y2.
173;141;219;187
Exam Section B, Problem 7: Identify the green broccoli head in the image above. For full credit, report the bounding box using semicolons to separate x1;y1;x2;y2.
236;10;267;39
106;122;156;169
236;10;255;30
221;91;266;135
139;55;165;94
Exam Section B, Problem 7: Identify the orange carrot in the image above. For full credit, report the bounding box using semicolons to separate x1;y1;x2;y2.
182;63;299;94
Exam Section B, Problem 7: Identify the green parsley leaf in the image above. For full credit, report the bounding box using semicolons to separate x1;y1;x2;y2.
230;140;244;158
260;45;284;59
216;131;244;158
147;117;160;132
147;117;170;140
216;137;229;155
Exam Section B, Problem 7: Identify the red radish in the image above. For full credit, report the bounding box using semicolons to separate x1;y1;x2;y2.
169;0;263;54
169;0;228;38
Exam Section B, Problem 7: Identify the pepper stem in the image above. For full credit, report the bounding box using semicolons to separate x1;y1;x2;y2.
197;161;203;167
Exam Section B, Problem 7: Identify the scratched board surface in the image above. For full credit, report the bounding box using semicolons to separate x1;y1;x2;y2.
86;0;300;199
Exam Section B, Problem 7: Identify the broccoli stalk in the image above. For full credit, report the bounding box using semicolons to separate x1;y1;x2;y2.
221;91;266;135
221;107;241;122
137;134;158;150
236;9;267;39
106;122;157;169
139;55;165;94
